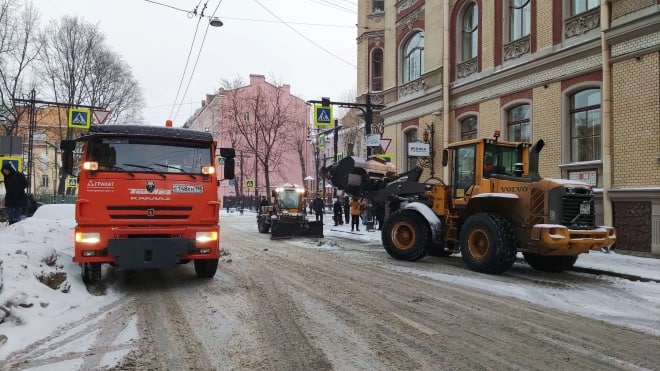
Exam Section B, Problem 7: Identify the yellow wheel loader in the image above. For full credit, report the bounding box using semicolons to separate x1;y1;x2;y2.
257;186;323;240
321;134;616;274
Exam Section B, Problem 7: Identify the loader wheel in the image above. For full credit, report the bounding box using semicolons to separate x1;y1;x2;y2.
194;259;218;278
258;220;270;233
382;210;428;261
523;253;578;273
82;263;102;284
459;212;517;274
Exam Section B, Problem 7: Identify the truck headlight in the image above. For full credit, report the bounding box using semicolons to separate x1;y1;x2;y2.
75;232;101;244
83;161;98;171
202;166;215;175
196;231;218;242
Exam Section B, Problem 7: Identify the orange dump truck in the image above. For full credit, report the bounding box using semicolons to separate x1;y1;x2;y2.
60;124;235;283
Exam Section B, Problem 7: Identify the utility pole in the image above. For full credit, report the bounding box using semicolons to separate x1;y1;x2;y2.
308;95;385;157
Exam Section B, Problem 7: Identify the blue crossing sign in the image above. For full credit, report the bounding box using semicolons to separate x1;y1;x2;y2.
314;104;332;127
69;108;91;129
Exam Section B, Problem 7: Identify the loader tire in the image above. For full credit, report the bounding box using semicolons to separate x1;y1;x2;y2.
382;210;428;261
523;253;578;273
194;258;218;278
459;212;517;274
258;219;270;233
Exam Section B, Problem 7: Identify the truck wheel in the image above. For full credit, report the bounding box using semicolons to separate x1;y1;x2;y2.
194;259;218;278
459;212;517;274
382;210;428;261
258;220;270;233
82;263;101;284
523;253;578;273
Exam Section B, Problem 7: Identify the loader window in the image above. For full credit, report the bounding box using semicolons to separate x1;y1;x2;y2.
483;143;523;178
454;145;476;198
277;190;300;209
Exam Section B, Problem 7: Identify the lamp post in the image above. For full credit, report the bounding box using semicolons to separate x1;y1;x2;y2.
422;122;436;178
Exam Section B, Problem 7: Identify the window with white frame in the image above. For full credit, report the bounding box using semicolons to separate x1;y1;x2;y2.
509;0;531;41
371;48;383;91
402;32;424;84
460;116;478;140
506;104;531;142
461;3;479;61
570;0;599;16
569;88;601;162
372;0;384;12
405;128;418;171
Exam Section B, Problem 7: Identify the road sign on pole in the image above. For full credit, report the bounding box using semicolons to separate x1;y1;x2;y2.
68;108;91;129
314;104;333;127
92;109;111;125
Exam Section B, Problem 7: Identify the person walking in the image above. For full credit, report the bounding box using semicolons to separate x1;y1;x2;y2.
312;195;325;223
1;162;28;224
349;197;362;232
333;198;343;226
343;195;350;224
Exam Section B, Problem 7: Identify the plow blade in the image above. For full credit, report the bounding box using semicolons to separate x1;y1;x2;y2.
271;221;324;240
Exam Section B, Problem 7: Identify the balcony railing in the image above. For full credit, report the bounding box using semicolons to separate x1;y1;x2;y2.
564;7;600;39
503;35;531;61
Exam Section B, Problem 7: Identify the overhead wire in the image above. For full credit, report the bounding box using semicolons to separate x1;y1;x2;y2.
167;12;204;120
172;0;224;122
253;0;356;69
307;0;356;14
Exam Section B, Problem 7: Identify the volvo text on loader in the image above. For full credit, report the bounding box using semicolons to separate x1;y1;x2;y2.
321;133;616;274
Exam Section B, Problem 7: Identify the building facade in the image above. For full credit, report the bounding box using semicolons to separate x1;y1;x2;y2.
185;74;314;207
355;0;659;253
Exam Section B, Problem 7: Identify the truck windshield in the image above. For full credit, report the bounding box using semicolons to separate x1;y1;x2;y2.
87;138;211;175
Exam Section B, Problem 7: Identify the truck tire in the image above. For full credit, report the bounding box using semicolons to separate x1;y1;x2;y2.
194;259;218;278
258;219;270;233
82;263;101;284
382;210;428;261
459;212;517;274
522;253;578;273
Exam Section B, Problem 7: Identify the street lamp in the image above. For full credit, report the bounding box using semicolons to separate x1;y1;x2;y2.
209;17;223;27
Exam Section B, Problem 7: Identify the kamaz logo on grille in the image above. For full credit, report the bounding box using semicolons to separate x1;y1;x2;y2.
147;208;155;217
146;182;156;193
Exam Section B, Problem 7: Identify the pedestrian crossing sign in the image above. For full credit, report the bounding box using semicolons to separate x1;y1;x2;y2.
66;176;78;188
68;108;91;129
313;104;332;127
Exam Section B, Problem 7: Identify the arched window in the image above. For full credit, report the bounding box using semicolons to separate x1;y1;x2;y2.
461;3;478;61
570;88;601;162
460;116;478;140
405;128;418;171
371;48;383;91
506;104;531;141
509;0;531;41
402;32;424;83
571;0;599;16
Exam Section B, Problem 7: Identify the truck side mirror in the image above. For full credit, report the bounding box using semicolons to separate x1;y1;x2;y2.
442;150;448;166
223;158;235;180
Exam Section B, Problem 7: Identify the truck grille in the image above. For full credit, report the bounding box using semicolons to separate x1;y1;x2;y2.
562;191;595;230
107;205;192;220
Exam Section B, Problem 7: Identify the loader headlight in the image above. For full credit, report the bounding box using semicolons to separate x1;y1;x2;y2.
76;232;101;244
196;231;218;242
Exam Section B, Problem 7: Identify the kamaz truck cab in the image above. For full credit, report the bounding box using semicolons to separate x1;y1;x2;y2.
60;124;235;283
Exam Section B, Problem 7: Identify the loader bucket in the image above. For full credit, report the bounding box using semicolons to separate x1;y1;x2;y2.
271;220;324;240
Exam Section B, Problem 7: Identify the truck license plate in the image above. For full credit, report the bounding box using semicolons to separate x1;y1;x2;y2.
580;202;590;214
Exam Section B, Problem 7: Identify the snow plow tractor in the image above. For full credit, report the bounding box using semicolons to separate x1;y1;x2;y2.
321;133;616;274
257;185;323;239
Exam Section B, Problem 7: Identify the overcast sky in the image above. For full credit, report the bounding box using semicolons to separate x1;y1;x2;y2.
30;0;358;126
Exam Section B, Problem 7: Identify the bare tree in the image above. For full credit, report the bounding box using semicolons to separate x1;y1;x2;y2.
0;0;40;136
39;15;144;194
223;83;301;199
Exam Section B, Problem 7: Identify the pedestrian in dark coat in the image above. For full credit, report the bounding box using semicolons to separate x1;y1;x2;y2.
1;162;28;224
312;195;325;223
333;198;343;226
343;196;350;224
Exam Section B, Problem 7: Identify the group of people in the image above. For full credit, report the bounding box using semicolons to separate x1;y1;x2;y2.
308;194;383;232
1;162;29;225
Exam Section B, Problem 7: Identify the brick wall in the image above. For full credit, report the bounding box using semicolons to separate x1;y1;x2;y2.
532;84;563;179
612;0;655;19
478;99;500;136
481;0;495;70
536;0;554;50
612;52;660;188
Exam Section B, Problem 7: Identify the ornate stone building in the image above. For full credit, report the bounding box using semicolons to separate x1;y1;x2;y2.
355;0;659;253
